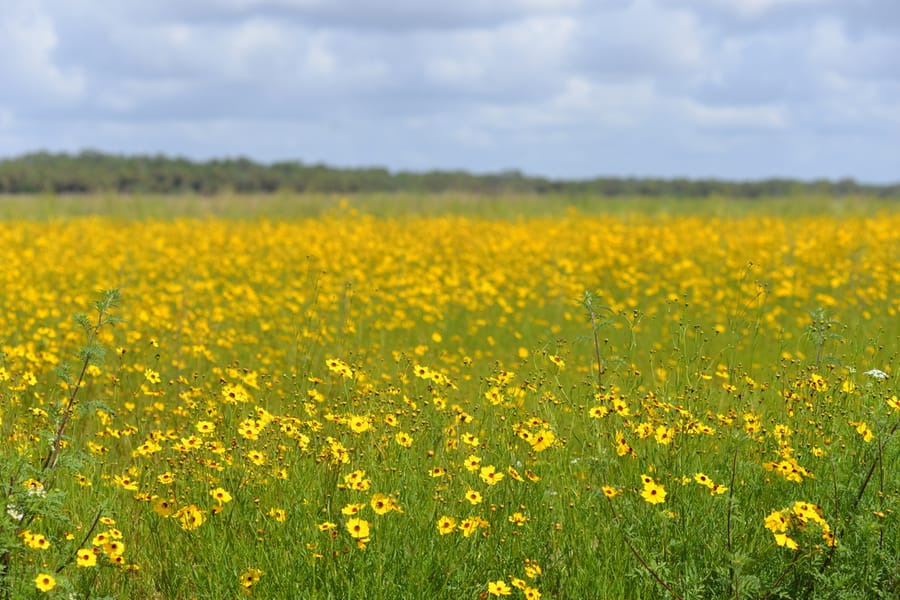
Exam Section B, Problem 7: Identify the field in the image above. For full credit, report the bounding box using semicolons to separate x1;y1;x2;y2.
1;194;898;599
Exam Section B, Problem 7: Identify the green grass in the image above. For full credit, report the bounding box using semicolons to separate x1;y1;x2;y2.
0;194;897;599
0;191;896;220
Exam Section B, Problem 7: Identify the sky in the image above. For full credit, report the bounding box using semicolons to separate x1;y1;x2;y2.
1;0;898;183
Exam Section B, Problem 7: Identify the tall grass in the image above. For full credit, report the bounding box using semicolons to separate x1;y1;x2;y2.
0;195;897;598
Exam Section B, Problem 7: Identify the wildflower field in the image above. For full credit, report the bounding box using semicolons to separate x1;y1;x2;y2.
1;195;898;599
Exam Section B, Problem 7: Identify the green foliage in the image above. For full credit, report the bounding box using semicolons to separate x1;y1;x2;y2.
0;206;898;598
1;151;899;197
803;308;846;368
0;290;119;598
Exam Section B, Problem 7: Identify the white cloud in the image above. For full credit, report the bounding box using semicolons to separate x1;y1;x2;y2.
549;77;660;128
423;15;575;94
122;0;586;32
681;100;790;130
0;0;897;182
572;1;706;79
0;4;85;102
808;17;900;81
704;0;829;19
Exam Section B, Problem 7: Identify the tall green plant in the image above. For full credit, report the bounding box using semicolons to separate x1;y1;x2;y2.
0;289;120;598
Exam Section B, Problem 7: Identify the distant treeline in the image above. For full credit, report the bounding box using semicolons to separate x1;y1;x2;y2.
1;151;897;197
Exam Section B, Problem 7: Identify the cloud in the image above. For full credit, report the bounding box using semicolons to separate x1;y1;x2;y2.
0;4;85;106
126;0;586;31
572;1;706;80
0;0;897;182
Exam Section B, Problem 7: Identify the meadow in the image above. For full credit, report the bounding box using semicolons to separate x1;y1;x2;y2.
0;193;898;599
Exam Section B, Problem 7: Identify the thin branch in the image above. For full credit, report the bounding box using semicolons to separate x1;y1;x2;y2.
606;496;683;600
758;551;802;600
727;449;738;600
56;509;104;573
583;292;604;388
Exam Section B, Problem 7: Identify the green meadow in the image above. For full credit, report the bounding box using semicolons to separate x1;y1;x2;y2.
0;194;897;599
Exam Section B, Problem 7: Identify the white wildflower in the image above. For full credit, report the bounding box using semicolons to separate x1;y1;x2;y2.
6;504;23;521
864;369;889;380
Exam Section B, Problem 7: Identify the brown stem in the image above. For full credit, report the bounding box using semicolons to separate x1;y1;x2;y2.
606;496;682;600
821;419;899;573
56;509;103;573
758;551;801;600
727;449;738;599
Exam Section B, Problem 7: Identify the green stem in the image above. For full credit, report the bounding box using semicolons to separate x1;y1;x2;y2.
727;449;738;600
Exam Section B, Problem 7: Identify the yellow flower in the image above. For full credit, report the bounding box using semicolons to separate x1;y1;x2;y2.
76;548;97;567
461;432;480;447
266;508;287;522
104;540;126;557
530;429;556;452
459;517;480;538
588;405;610;419
23;479;45;495
774;533;798;550
764;510;789;533
693;473;714;489
480;465;504;486
809;373;827;391
114;474;139;491
488;580;512;596
436;516;456;535
523;587;542;600
507;466;525;482
34;573;56;592
887;395;899;411
246;450;266;466
143;368;161;384
347;415;371;434
22;532;51;550
210;487;232;504
240;568;263;589
174;505;205;531
463;454;482;472
854;421;875;443
342;469;371;491
508;512;529;526
370;493;396;515
640;480;666;505
613;401;632;417
654;426;674;445
524;561;542;579
341;503;365;515
325;358;354;378
346;517;370;539
152;497;175;517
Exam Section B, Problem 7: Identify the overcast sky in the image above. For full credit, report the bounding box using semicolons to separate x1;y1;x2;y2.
1;1;898;182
